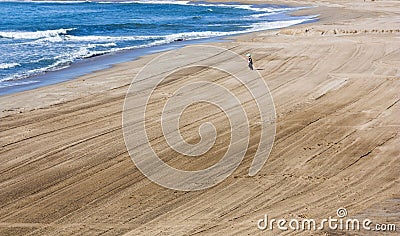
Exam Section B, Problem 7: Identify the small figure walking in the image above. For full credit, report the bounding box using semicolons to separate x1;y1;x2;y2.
247;53;254;70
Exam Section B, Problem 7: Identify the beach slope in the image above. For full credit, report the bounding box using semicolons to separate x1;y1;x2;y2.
0;0;399;235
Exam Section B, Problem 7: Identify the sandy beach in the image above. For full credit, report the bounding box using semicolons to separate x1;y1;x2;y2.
0;0;399;235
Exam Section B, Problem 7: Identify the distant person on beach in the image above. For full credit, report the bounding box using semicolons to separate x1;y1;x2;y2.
247;54;254;70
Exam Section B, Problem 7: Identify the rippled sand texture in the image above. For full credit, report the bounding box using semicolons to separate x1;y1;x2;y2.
0;0;399;235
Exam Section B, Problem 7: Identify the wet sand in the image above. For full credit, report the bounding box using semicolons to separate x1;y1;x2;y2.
0;0;399;235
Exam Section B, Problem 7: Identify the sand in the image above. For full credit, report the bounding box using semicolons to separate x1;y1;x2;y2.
0;0;399;235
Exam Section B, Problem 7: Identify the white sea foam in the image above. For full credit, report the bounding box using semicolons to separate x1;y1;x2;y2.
134;0;190;5
0;45;115;83
0;60;70;83
65;46;110;59
104;0;301;14
93;1;191;5
250;12;279;18
65;35;162;42
24;1;88;3
24;35;159;45
87;42;117;48
0;63;21;69
249;18;311;31
141;16;316;43
0;28;76;40
0;80;39;89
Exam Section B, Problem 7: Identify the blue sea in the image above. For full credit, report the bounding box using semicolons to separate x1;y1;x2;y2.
0;1;316;95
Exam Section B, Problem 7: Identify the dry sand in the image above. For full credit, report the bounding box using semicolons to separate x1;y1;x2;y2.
0;0;399;235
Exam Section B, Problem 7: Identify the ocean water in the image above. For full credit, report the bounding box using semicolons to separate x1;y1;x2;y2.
0;1;316;94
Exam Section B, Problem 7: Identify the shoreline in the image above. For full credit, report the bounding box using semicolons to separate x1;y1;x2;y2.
0;36;229;96
0;0;317;97
0;0;399;235
0;1;320;116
